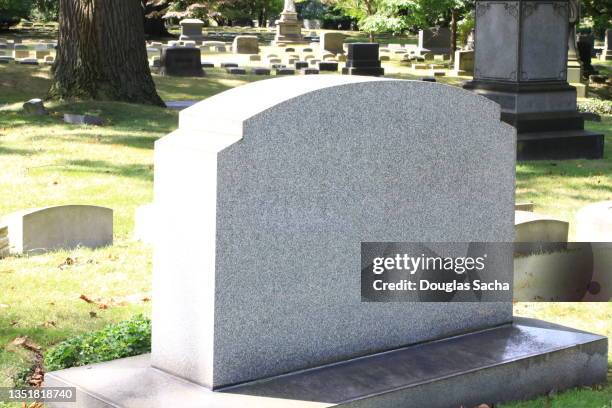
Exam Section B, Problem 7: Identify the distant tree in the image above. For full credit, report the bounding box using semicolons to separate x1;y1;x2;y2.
164;0;282;26
49;0;164;106
328;0;472;42
0;0;33;29
327;0;382;41
582;0;611;39
32;0;59;21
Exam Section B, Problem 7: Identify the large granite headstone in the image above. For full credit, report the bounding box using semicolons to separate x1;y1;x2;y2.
464;0;604;160
46;76;607;408
160;47;204;77
341;43;384;76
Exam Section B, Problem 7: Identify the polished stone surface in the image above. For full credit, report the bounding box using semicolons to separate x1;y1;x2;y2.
45;318;607;408
153;76;515;388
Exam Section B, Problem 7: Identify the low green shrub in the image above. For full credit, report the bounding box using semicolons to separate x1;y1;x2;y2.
578;99;612;116
44;315;151;371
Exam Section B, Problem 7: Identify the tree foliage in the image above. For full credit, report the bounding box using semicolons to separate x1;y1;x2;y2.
328;0;472;39
581;0;611;38
0;0;33;28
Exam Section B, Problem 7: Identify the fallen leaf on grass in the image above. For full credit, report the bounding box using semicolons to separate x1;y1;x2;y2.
80;293;151;309
23;403;44;408
79;294;109;309
28;366;44;387
89;311;97;318
59;257;76;269
11;336;41;352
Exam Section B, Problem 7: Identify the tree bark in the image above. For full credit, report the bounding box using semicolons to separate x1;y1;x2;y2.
49;0;164;106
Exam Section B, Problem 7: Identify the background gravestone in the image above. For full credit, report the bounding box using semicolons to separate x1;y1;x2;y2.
342;43;384;76
152;76;515;388
464;0;603;160
600;29;612;61
232;35;259;54
320;32;345;54
160;47;203;77
274;0;305;44
418;27;451;55
2;205;112;255
179;18;205;41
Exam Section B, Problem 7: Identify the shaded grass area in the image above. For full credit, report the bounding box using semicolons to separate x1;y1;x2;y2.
0;61;611;408
516;116;612;239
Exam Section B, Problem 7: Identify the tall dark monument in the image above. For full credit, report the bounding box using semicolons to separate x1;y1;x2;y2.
463;0;604;160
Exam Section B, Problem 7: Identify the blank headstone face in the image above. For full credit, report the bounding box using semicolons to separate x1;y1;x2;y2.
161;47;203;77
519;2;567;80
419;27;451;53
232;35;259;54
153;76;516;389
320;32;345;54
2;205;113;255
180;18;204;38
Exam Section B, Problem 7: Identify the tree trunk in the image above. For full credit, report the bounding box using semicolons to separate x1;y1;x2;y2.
49;0;164;106
450;9;458;64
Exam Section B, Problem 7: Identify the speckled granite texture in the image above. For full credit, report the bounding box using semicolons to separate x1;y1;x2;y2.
152;76;517;389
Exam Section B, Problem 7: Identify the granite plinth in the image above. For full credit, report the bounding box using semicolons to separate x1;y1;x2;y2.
517;129;604;160
342;66;385;76
45;318;607;408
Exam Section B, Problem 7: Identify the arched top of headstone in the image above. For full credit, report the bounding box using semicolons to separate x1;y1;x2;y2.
179;18;204;25
172;76;505;153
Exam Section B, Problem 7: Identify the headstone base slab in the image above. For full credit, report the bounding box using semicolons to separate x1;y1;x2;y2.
464;80;604;160
45;318;606;408
517;129;604;161
341;66;384;77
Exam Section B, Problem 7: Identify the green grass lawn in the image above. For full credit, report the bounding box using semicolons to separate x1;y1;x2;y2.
0;62;611;408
